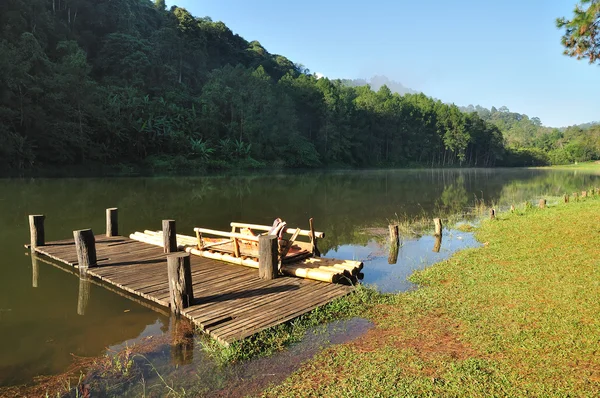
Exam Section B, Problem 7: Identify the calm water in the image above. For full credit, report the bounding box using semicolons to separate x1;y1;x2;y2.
1;168;598;389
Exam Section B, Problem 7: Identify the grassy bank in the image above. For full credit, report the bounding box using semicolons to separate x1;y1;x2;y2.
265;195;600;397
533;161;600;173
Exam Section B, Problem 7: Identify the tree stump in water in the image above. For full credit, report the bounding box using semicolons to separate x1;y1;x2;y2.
433;218;442;236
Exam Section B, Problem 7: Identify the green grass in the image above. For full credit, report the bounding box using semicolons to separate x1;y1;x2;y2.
534;161;600;173
264;194;600;397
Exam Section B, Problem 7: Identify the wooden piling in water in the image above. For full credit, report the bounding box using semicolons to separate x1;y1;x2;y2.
259;235;278;280
433;218;442;236
539;199;546;209
29;215;45;249
73;229;97;268
162;219;177;253
106;208;118;237
389;224;400;245
167;252;194;315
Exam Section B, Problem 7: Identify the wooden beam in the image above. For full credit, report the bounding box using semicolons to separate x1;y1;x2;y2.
194;228;260;242
229;222;325;239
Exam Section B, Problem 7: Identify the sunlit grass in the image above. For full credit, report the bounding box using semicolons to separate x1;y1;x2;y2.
265;194;600;397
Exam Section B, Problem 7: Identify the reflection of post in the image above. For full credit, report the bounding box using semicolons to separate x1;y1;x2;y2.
77;272;91;316
388;243;399;265
170;315;194;366
433;235;442;253
31;252;39;288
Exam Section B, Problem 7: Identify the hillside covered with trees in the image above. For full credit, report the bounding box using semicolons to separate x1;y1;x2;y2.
460;105;600;165
0;0;596;173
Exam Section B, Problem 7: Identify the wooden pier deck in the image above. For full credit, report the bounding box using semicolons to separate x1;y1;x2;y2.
30;235;354;344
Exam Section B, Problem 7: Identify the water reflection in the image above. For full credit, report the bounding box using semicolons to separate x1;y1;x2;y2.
1;168;600;387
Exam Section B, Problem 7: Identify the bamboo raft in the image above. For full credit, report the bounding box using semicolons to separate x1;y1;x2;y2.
129;221;363;284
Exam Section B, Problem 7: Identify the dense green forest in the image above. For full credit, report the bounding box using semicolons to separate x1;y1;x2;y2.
460;105;600;165
0;0;596;172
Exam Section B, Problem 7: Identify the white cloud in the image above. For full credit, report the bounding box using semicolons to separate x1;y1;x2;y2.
315;72;325;79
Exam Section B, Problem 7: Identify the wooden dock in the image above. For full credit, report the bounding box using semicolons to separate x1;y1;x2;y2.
29;234;354;344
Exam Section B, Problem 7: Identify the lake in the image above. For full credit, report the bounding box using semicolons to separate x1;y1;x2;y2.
1;167;598;392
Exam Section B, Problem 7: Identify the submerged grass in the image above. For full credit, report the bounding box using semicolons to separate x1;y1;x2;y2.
201;284;393;365
265;193;600;397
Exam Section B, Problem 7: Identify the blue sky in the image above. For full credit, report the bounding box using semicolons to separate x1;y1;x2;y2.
167;0;599;127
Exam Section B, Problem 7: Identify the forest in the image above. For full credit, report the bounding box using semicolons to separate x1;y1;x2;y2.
0;0;597;172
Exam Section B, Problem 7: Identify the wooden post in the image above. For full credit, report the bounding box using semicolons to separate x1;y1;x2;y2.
167;252;193;314
388;242;399;264
77;272;90;316
573;192;579;202
539;199;546;209
564;194;569;203
309;218;321;257
389;224;399;245
28;215;45;249
106;208;118;237
510;205;515;212
73;229;97;268
162;219;177;253
433;235;442;253
258;235;278;280
581;191;587;198
433;218;442;237
490;209;496;219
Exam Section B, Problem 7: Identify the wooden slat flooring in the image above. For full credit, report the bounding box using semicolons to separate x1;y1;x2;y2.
30;235;354;344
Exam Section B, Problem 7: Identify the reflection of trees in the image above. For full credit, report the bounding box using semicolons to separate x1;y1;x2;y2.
437;175;469;214
2;169;599;255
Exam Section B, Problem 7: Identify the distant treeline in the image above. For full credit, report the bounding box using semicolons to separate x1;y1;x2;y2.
460;105;600;166
0;0;595;172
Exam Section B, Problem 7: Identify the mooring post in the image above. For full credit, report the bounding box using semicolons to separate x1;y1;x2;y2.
167;252;194;314
433;218;442;236
28;215;45;249
259;235;278;280
162;219;177;253
106;208;118;237
389;224;400;245
490;209;496;219
73;229;97;268
539;199;546;209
